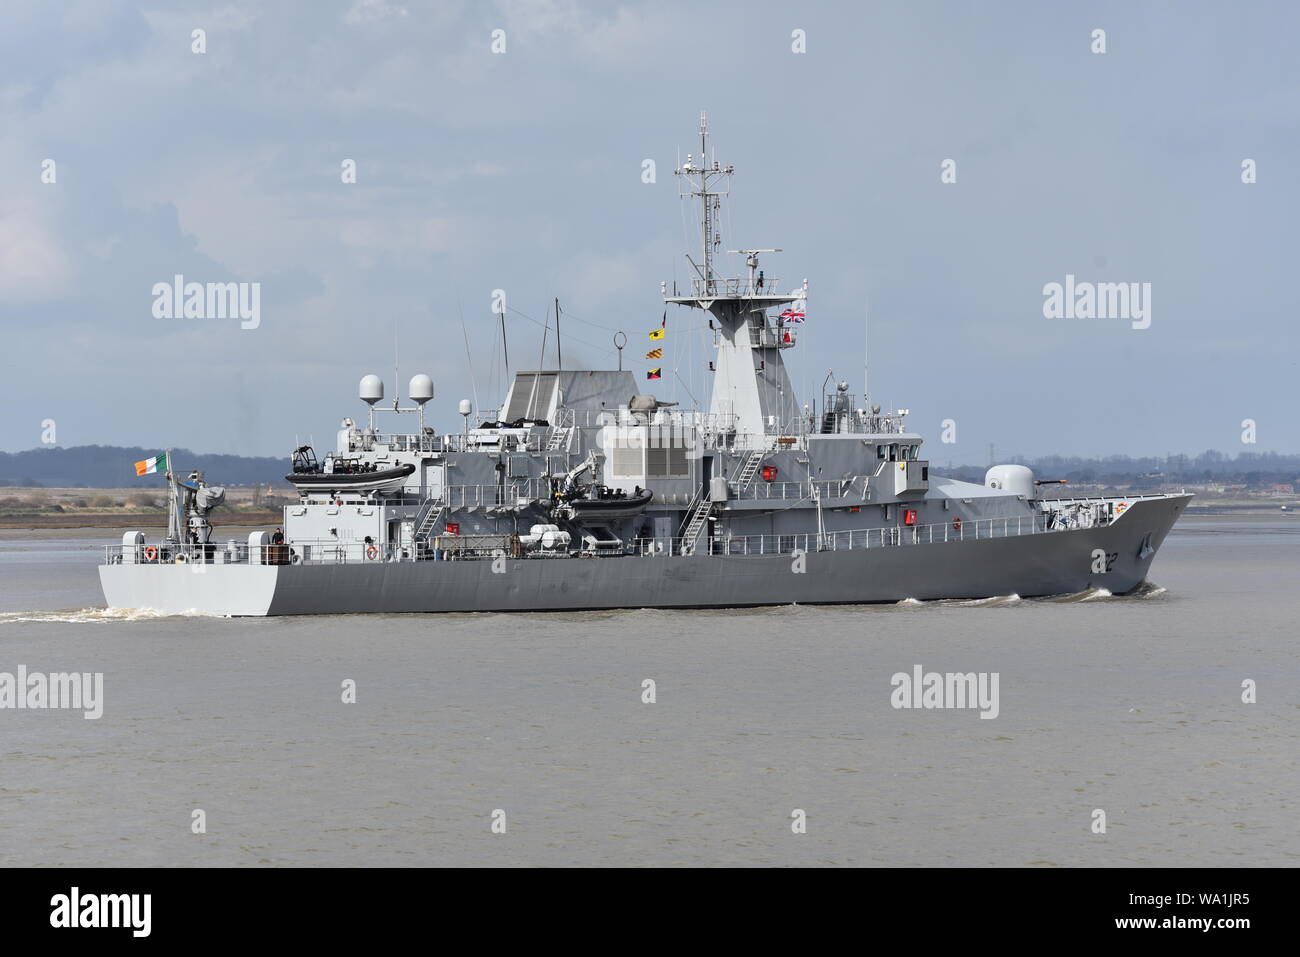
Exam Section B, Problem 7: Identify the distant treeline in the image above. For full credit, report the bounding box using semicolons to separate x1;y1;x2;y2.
945;450;1300;488
0;446;288;488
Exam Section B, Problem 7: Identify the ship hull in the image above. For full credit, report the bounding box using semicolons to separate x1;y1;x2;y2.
99;496;1189;617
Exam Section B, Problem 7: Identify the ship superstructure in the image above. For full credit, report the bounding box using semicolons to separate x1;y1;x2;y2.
100;116;1189;616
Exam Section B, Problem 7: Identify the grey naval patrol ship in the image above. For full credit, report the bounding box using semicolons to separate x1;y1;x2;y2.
100;116;1189;617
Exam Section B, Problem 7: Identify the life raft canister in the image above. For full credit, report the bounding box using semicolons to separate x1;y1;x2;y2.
365;544;379;560
143;545;158;562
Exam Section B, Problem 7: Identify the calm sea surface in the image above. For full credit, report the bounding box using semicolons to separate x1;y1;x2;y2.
0;516;1295;866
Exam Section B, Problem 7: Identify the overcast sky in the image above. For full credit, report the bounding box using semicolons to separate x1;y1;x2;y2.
2;0;1296;462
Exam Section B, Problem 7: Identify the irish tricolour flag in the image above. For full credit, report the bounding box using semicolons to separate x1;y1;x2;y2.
134;453;169;476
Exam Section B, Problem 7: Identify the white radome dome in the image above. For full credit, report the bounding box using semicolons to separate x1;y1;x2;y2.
408;374;434;404
359;374;384;405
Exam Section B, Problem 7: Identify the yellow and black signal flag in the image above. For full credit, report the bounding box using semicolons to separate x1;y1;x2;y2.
648;328;665;340
646;368;662;380
646;347;662;359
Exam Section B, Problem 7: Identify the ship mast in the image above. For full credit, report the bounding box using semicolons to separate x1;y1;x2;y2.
664;113;806;447
679;111;732;286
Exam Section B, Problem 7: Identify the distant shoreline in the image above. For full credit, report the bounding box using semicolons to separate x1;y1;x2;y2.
0;511;282;530
0;486;287;530
1184;503;1297;514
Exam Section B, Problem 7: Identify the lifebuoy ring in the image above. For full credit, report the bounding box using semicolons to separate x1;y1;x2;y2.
143;545;158;562
365;544;378;560
952;517;962;532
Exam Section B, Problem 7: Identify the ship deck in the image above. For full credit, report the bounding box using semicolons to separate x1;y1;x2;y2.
101;493;1186;567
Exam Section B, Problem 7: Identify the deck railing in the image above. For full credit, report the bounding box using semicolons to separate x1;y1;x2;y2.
102;511;1058;567
726;479;854;501
103;538;449;566
102;541;294;567
552;408;740;432
438;481;548;508
669;276;785;299
631;512;1057;557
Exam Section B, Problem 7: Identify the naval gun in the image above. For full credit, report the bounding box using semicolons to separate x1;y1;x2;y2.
626;394;678;423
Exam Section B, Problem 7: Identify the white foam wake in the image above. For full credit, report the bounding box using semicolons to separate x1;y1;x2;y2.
0;607;224;624
1046;587;1113;603
1131;581;1167;599
954;593;1023;607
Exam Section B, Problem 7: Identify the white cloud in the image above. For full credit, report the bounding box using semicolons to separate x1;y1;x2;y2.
343;0;411;24
496;0;670;67
0;209;74;302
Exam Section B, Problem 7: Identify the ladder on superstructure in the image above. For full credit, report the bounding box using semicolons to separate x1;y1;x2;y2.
414;500;447;553
681;449;765;555
679;494;713;556
545;426;570;451
733;448;765;494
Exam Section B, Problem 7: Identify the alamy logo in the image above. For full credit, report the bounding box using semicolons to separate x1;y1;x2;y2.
50;887;151;937
1042;274;1150;329
890;664;1000;719
0;666;103;719
152;274;261;329
596;420;700;453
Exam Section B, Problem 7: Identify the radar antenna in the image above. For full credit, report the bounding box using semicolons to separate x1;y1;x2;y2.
674;111;733;284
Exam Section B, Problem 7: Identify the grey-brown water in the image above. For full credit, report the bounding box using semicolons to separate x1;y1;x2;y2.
0;516;1295;866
